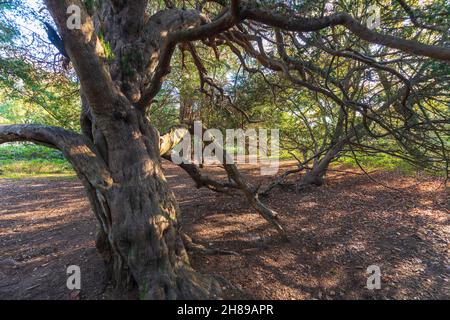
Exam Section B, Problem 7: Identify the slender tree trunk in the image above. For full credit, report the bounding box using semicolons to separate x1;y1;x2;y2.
299;140;345;187
298;108;346;187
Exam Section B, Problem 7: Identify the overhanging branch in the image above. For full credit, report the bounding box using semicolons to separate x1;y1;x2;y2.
240;8;450;63
0;124;112;189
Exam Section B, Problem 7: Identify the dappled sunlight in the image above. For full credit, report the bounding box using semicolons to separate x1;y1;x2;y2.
0;160;448;299
165;160;449;299
0;178;104;299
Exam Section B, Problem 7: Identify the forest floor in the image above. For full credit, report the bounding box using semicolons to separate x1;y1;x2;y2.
0;160;448;300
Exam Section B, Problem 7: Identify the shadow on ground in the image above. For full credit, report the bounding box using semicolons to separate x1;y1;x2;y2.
0;161;448;299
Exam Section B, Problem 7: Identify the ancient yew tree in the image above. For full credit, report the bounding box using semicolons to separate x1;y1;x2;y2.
0;0;449;299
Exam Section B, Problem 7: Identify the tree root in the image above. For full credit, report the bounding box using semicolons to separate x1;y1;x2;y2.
182;232;239;256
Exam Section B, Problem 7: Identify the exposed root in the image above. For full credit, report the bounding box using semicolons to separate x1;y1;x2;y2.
182;232;239;256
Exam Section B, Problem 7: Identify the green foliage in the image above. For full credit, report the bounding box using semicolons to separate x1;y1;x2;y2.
0;144;74;178
0;144;65;161
338;152;417;175
0;0;448;181
98;33;115;61
0;1;81;130
0;159;74;178
83;0;102;15
0;70;81;130
0;58;81;128
148;89;179;133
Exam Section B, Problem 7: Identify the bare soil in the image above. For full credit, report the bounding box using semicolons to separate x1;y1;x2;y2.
0;161;448;300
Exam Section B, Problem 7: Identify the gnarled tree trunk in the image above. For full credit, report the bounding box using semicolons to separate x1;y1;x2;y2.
0;121;220;300
298;140;345;187
84;112;220;299
0;0;224;299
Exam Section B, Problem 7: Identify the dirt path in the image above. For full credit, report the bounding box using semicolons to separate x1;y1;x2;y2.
0;161;449;299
